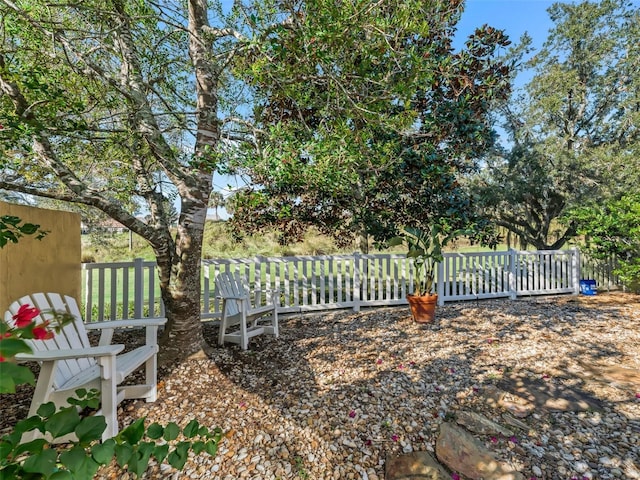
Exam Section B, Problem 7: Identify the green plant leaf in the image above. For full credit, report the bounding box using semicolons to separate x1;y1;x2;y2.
36;402;56;418
115;443;133;468
45;408;81;438
0;363;35;393
119;417;145;445
146;422;164;439
75;415;107;444
0;372;16;393
182;420;199;438
191;440;205;454
163;422;179;441
153;443;169;463
91;438;116;465
129;442;154;477
13;415;45;436
14;438;47;456
59;445;100;478
0;440;14;459
49;471;73;480
0;338;33;358
204;440;219;456
22;448;57;475
167;441;190;470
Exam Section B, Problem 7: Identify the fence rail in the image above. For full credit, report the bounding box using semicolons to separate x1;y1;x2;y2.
81;248;616;322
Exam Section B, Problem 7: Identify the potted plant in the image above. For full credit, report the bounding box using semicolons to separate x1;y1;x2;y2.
390;224;459;323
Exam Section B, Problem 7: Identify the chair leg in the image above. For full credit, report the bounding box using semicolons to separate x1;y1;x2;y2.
98;355;118;441
240;309;248;350
218;303;228;346
144;355;158;402
272;307;279;338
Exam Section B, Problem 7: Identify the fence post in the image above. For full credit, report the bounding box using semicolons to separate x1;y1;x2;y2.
133;258;144;319
509;249;517;300
437;259;445;306
83;264;93;322
572;247;581;296
353;252;361;312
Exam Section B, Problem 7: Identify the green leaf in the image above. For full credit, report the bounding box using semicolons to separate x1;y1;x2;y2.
167;441;190;470
0;440;14;459
49;471;73;480
75;415;107;444
204;440;219;456
22;448;57;475
91;438;116;465
59;445;100;479
13;415;45;436
14;438;47;456
163;422;180;441
191;440;205;454
115;443;133;467
118;417;145;445
153;443;169;464
45;408;81;438
146;422;164;439
182;419;199;438
129;442;154;477
0;338;33;358
0;374;16;395
0;363;35;393
36;402;57;418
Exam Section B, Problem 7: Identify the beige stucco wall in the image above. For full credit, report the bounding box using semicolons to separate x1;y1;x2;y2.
0;201;81;314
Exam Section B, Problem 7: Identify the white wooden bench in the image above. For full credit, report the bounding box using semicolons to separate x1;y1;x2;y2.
214;271;279;350
4;292;166;441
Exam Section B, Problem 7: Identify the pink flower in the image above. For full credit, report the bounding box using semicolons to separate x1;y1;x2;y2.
376;358;383;364
348;410;356;418
409;361;416;366
509;436;518;444
13;304;40;328
391;434;398;442
0;356;5;362
452;474;461;480
635;393;640;399
490;436;498;443
365;439;372;446
398;364;404;369
542;374;550;380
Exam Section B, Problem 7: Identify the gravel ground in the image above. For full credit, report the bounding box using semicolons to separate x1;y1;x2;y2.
2;292;639;479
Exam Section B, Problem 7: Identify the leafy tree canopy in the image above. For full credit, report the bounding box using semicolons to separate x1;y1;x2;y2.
473;0;640;250
225;0;512;251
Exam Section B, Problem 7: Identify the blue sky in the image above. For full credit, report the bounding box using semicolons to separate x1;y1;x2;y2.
456;0;559;51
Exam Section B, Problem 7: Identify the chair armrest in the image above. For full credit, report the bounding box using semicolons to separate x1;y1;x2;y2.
84;318;167;331
86;319;166;348
216;295;247;300
16;344;124;361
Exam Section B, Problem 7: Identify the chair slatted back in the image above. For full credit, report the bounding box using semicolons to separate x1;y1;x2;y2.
214;272;250;317
5;292;95;389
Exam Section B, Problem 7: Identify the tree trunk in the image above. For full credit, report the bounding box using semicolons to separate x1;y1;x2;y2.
156;193;210;363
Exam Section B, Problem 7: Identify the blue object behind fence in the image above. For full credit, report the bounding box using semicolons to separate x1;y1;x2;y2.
579;279;597;295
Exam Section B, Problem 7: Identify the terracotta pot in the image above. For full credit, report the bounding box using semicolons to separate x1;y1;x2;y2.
407;294;438;323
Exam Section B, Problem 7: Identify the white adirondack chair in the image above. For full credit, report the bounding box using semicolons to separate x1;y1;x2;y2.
4;292;166;441
214;271;279;350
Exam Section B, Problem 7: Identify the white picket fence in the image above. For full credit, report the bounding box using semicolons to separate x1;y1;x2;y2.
82;248;608;322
